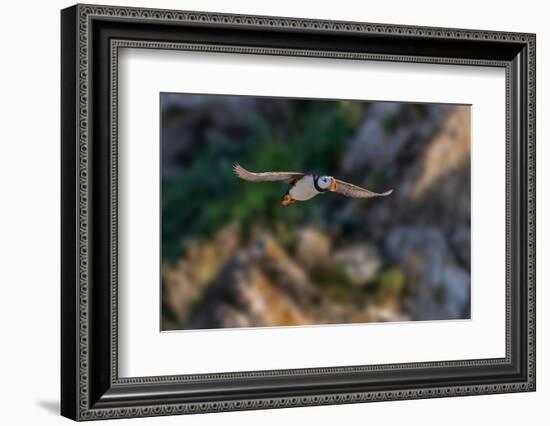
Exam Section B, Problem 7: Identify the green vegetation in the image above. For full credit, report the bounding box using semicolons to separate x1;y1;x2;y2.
377;268;406;295
310;264;408;308
310;263;363;305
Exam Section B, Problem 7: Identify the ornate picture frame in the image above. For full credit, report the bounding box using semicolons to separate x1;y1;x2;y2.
61;4;535;421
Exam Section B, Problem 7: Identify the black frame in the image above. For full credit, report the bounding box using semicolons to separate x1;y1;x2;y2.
61;4;536;421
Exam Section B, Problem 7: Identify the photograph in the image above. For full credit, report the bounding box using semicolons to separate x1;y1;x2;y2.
160;93;472;331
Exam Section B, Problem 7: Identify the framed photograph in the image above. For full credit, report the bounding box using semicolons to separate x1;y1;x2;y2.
61;4;536;421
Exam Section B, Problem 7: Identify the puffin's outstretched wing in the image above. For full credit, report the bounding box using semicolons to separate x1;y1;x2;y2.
233;163;304;183
334;179;393;198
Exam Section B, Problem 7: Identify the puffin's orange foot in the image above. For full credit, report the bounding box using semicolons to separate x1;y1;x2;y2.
282;194;296;206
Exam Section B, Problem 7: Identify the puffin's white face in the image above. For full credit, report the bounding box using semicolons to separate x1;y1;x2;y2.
317;176;335;190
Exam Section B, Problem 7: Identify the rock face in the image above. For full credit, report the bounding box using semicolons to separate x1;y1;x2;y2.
412;106;470;198
334;244;381;286
340;103;404;173
295;228;331;269
188;235;323;329
340;103;449;175
385;226;470;320
167;231;414;330
162;224;240;329
451;226;471;269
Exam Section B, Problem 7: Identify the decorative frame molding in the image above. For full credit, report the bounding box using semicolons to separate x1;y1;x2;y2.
61;4;535;421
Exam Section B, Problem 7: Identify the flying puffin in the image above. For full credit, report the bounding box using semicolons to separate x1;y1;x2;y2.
233;163;393;205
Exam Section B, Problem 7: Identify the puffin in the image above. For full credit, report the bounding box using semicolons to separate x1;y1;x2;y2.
233;163;393;205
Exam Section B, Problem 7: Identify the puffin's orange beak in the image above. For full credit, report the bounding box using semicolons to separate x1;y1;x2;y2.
330;179;337;192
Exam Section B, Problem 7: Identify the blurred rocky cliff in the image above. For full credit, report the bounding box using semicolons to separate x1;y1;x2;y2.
161;95;471;330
